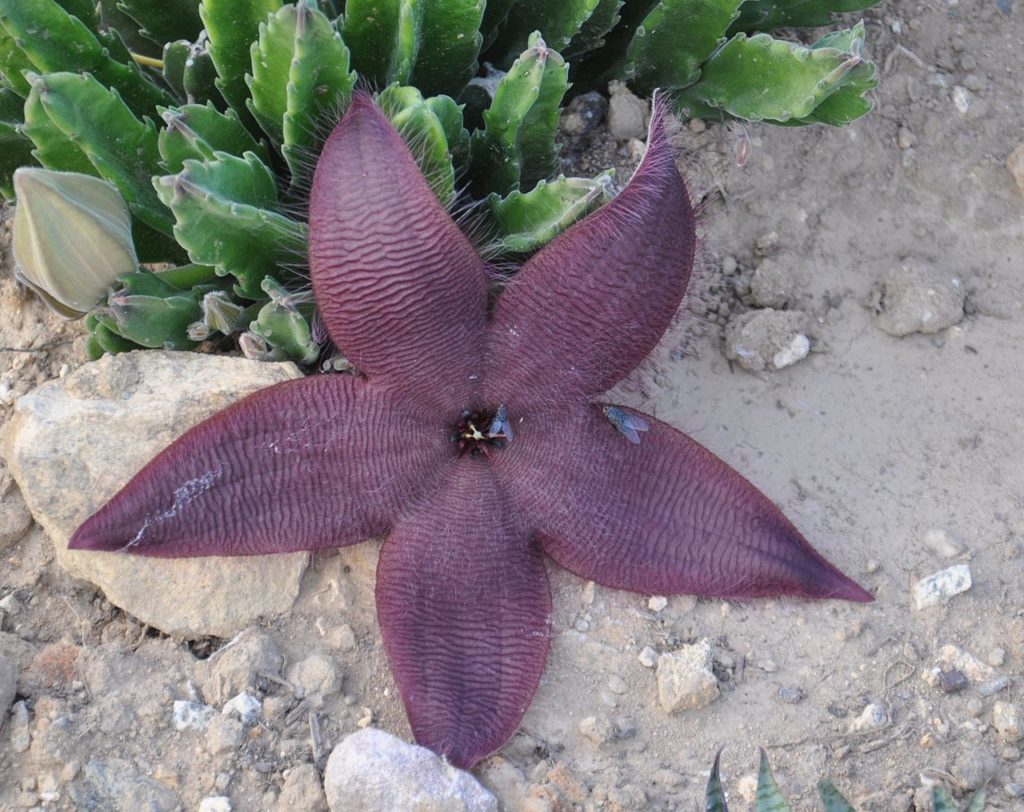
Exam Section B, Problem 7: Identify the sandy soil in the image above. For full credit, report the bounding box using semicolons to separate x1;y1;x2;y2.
1;1;1023;809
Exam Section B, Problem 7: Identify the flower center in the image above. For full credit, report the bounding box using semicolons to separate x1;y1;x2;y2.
450;406;513;458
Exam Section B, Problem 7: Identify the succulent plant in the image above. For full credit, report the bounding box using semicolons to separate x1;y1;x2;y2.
707;749;990;812
0;0;881;363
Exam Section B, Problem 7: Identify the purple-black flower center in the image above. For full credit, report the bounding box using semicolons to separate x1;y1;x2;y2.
450;406;513;458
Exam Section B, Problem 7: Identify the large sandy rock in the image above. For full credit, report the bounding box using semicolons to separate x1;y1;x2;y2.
2;351;309;638
324;729;497;812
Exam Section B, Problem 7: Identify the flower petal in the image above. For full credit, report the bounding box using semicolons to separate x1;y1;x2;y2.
486;94;696;410
70;375;448;557
496;405;872;603
309;93;488;411
377;457;551;768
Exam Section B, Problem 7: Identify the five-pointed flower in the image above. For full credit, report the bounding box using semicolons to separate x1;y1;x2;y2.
71;93;871;769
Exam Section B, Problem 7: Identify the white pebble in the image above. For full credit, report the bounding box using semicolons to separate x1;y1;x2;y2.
648;596;668;613
912;564;972;609
199;797;232;812
638;646;658;668
921;528;963;559
172;700;216;732
772;333;810;369
222;692;262;725
849;702;888;733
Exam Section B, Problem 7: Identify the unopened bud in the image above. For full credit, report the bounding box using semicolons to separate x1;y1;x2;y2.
12;168;138;317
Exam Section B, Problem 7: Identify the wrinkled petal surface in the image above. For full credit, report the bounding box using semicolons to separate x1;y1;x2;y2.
486;95;696;411
377;457;552;768
496;405;872;602
70;375;448;557
309;94;488;411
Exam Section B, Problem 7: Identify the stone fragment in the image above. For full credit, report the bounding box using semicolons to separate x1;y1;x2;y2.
875;264;965;337
196;629;283;707
978;679;1011;696
205;714;244;755
199;798;232;812
849;702;888;733
724;309;810;373
607;80;649;140
324;728;497;811
913;564;972;609
750;257;797;309
579;715;614;745
655;640;719;713
9;699;30;751
937;645;994;682
288;654;342;705
561;92;607;136
277;763;328;812
638;646;658;668
994;702;1023;743
172;700;216;732
222;692;262;726
1007;143;1024;193
778;686;804;704
647;596;667;613
0;653;16;727
2;351;308;638
938;669;968;694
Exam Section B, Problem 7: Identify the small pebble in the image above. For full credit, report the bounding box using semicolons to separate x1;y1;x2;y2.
607;675;628;695
1002;747;1021;763
938;669;968;694
0;594;21;615
980;676;1012;697
580;581;595;607
778;686;804;704
988;647;1006;667
578;715;614;745
756;659;778;673
639;647;658;668
897;126;917;150
912;564;972;609
849;702;888;733
172;700;216;732
722;256;738;276
648;596;668;613
10;700;30;752
222;692;262;725
655;640;719;714
921;528;963;559
199;797;232;812
994;701;1023;742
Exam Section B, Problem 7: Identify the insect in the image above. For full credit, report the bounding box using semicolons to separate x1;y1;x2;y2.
487;405;514;442
603;406;649;444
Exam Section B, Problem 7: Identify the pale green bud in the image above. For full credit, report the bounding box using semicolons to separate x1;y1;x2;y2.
12;168;139;318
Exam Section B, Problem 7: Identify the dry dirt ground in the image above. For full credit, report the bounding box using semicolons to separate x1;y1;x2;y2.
1;1;1023;810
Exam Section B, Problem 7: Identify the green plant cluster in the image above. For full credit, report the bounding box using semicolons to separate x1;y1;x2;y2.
0;0;880;363
708;749;989;812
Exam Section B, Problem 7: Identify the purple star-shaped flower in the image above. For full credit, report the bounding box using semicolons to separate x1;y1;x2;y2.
71;93;871;768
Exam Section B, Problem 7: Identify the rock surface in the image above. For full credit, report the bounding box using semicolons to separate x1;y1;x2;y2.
324;728;498;812
1;351;308;638
874;264;965;337
655;640;720;713
749;257;797;309
724;309;810;373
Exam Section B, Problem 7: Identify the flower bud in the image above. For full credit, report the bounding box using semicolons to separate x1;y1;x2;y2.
12;168;138;317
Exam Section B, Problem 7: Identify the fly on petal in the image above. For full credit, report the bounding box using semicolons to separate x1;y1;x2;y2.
603;406;649;445
488;405;514;442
